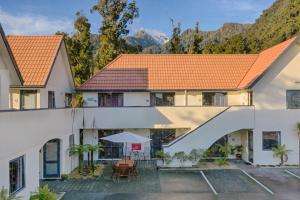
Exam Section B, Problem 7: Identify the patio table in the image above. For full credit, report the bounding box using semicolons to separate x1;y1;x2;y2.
116;160;134;167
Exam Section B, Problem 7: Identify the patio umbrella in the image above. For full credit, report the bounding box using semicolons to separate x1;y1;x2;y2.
100;131;151;161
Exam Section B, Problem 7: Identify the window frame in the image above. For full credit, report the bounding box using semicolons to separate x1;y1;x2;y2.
202;92;227;106
98;93;124;107
20;90;37;110
9;155;25;195
48;91;56;109
286;90;300;109
150;92;175;106
262;131;281;151
65;93;73;108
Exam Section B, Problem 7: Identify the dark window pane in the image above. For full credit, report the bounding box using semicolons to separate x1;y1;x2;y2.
150;93;175;106
202;92;227;106
98;93;123;107
262;131;280;150
48;91;55;108
9;156;25;194
150;129;176;157
287;90;300;109
20;90;37;109
98;130;123;158
65;93;72;108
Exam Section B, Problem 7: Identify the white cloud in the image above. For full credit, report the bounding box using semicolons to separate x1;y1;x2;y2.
0;7;73;35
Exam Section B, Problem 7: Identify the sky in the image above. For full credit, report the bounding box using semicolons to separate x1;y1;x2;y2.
0;0;275;38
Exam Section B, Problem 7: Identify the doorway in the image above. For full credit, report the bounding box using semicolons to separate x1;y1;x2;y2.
248;130;254;163
43;139;60;178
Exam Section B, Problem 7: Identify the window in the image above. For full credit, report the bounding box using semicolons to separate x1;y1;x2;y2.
98;93;123;107
65;93;73;108
262;131;281;150
48;91;55;108
98;130;123;159
150;129;176;157
287;90;300;109
69;134;75;156
150;93;175;106
9;156;25;194
202;92;227;106
20;90;37;109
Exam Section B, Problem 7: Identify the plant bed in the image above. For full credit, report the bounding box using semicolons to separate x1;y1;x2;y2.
197;159;238;170
68;164;104;179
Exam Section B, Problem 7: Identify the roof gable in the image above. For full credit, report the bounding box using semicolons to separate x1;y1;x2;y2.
0;25;23;85
7;35;63;87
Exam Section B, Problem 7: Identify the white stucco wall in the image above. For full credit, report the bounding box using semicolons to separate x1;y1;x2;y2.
251;42;300;165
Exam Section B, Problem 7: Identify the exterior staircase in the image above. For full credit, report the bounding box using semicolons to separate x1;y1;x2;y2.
163;106;255;156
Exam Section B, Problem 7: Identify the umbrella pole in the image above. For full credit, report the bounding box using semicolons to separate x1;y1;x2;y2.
125;142;127;163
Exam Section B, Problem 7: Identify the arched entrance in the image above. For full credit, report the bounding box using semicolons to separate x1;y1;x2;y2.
43;139;60;178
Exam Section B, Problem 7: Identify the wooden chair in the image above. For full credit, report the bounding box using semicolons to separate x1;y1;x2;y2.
117;164;131;182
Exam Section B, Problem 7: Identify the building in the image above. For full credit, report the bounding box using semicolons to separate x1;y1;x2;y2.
7;35;74;110
0;25;80;199
1;23;300;199
79;37;300;166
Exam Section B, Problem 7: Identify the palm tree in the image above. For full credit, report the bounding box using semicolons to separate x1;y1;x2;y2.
87;144;104;172
0;187;21;200
217;143;232;158
69;144;88;173
272;144;292;166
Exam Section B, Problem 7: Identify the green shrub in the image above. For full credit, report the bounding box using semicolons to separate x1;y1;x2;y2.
30;185;56;200
61;174;69;181
214;158;229;166
0;187;21;200
173;151;188;167
155;150;164;159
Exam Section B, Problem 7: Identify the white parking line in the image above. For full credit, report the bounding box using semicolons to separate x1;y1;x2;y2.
200;170;218;195
285;169;300;180
241;170;274;195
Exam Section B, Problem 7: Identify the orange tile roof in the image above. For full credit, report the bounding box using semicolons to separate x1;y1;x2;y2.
7;35;63;86
79;37;297;91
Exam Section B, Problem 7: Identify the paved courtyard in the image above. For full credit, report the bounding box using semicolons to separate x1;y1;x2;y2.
43;166;300;200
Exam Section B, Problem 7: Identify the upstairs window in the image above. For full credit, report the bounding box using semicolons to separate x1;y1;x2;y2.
262;131;281;150
48;91;55;109
98;93;123;107
9;156;25;194
65;93;73;108
20;90;37;110
150;93;175;106
202;92;227;106
287;90;300;109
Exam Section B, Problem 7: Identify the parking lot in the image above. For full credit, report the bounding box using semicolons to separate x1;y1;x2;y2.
44;167;300;200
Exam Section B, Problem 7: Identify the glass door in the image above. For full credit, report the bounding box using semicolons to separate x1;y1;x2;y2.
248;130;253;163
43;139;60;178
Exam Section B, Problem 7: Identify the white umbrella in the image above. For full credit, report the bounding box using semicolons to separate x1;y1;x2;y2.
100;131;151;161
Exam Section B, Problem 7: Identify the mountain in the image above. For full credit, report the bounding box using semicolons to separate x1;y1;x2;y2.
203;0;300;53
125;30;161;48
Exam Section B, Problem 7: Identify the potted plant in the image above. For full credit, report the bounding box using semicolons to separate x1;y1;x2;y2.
173;151;188;167
234;145;244;160
272;144;292;166
155;150;165;167
188;149;203;166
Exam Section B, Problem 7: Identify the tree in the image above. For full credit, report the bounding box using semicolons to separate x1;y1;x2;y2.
87;144;104;172
69;144;88;173
272;144;292;166
188;22;203;54
168;19;183;53
56;12;94;86
91;0;139;69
